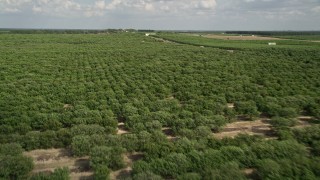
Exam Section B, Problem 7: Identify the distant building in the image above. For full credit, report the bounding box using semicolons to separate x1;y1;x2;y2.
268;42;277;45
145;33;156;36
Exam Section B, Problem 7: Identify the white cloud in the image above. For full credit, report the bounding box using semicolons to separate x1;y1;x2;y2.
95;0;106;10
145;3;155;11
106;0;122;10
0;0;218;17
1;0;82;16
4;7;20;13
198;0;217;9
32;6;42;13
105;0;217;13
1;0;318;30
312;6;320;13
1;0;31;6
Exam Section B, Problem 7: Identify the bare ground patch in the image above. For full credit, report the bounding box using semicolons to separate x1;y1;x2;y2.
23;148;93;180
117;122;130;135
243;168;259;179
227;103;235;108
293;116;313;129
203;34;282;41
213;118;275;139
162;127;179;141
214;115;316;139
63;104;73;110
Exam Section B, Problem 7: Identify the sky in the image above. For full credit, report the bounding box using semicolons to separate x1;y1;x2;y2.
0;0;320;30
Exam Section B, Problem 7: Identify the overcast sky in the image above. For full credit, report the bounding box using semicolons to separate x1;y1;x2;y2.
0;0;319;30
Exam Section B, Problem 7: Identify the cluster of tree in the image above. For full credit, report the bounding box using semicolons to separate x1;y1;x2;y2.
0;32;319;179
0;143;34;179
132;136;320;179
0;129;71;151
90;146;125;179
293;125;320;156
30;167;69;180
0;28;138;34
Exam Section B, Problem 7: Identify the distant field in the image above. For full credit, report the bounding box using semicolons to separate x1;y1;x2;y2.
273;35;320;41
202;34;281;41
152;33;320;50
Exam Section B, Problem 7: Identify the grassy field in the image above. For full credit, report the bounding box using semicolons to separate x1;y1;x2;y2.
1;32;320;179
152;32;320;50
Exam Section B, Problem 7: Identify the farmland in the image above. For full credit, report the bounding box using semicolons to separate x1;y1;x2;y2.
0;31;320;179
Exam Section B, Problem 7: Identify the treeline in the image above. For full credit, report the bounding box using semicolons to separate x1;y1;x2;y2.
0;29;137;34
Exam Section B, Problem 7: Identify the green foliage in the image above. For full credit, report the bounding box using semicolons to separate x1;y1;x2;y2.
145;120;162;132
71;135;92;156
0;32;320;179
133;171;163;180
0;143;23;155
256;157;318;179
193;126;212;138
271;117;297;128
293;125;320;156
90;146;125;170
203;162;246;180
71;124;106;136
293;125;320;145
132;160;152;175
177;173;201;180
278;107;298;118
0;155;34;179
93;165;110;180
24;131;41;151
31;167;70;180
120;134;139;152
256;159;282;179
220;146;246;163
251;140;307;160
235;101;260;120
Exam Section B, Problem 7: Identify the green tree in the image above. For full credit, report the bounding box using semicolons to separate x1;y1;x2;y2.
256;159;281;179
71;124;105;136
0;143;23;155
133;171;163;180
94;165;110;180
203;162;246;180
177;173;201;180
40;130;58;149
271;117;297;128
71;135;92;156
90;146;125;170
235;101;259;120
24;131;41;150
31;167;70;180
145;120;162;132
0;155;34;179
